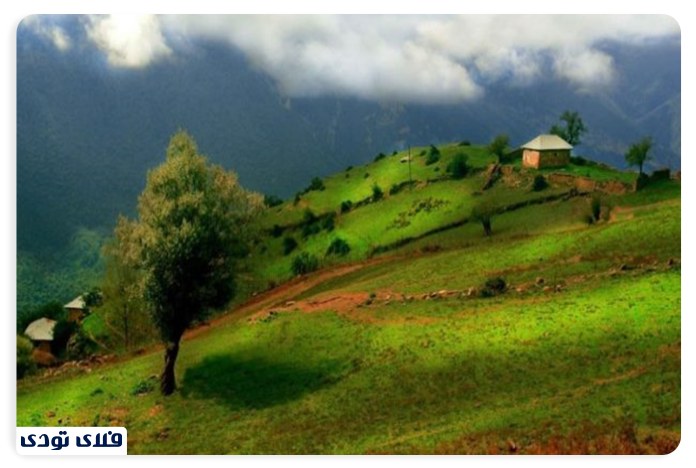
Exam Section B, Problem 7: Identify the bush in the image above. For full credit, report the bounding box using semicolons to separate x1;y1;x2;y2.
326;238;351;257
372;184;384;201
532;174;548;191
340;200;353;213
306;177;325;192
392;151;398;156
345;165;353;172
270;224;284;238
283;236;298;255
480;277;507;297
291;252;320;276
419;150;426;156
51;319;77;357
570;156;588;166
426;145;441;165
374;152;387;162
364;172;370;179
17;335;35;379
293;193;301;205
446;153;470;179
322;213;336;231
131;376;157;396
67;329;98;360
263;194;283;208
459;140;471;146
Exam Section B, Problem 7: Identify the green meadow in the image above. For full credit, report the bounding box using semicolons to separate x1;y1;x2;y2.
17;142;680;454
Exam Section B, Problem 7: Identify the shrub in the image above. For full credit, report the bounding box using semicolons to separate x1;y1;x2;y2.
303;209;318;224
374;152;387;162
419;150;426;156
364;172;370;179
345;165;353;172
459;140;471;146
51;319;77;357
326;238;351;257
270;224;284;238
283;236;298;255
426;145;441;165
263;194;283;208
291;252;320;276
131;376;157;396
67;329;98;360
293;193;301;205
306;176;325;192
532;174;548;191
302;222;321;238
570;156;588;166
480;277;507;297
17;335;35;379
447;153;470;179
372;184;384;202
340;200;353;213
322;213;336;232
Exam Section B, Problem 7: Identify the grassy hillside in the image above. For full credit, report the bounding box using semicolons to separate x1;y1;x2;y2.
17;144;680;454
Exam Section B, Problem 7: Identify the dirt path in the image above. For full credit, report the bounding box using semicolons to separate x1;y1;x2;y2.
183;256;391;339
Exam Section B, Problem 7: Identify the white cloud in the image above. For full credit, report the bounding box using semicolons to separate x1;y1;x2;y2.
160;15;678;102
85;15;171;68
33;14;680;103
22;16;71;52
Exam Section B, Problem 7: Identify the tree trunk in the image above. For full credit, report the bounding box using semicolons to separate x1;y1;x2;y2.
160;340;180;396
482;219;492;237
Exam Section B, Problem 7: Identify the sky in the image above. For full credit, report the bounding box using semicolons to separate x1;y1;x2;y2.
21;14;680;105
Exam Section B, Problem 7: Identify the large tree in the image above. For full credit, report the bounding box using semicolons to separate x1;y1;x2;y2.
625;136;653;175
124;130;262;395
549;110;587;146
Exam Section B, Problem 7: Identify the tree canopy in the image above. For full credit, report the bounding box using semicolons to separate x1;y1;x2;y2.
120;130;262;394
625;136;653;175
549;110;587;146
487;134;509;163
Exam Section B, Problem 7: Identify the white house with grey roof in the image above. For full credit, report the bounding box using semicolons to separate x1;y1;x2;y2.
521;134;573;169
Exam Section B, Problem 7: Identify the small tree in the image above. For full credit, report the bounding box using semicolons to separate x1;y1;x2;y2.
447;153;470;179
625;136;653;175
487;134;509;163
307;177;325;192
471;201;496;237
550;110;587;146
372;183;384;202
425;145;441;165
124;130;262;395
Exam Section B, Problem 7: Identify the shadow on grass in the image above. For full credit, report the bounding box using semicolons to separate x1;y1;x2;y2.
180;353;344;410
